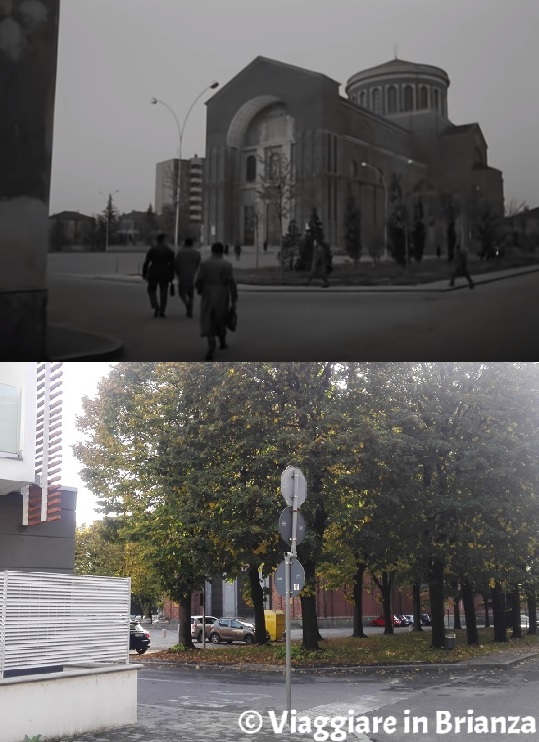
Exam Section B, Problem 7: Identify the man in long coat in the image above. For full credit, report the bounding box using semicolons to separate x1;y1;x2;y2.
175;237;201;317
195;242;238;360
142;233;175;317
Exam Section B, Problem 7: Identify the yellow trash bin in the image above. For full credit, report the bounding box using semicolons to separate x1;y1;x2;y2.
264;610;285;641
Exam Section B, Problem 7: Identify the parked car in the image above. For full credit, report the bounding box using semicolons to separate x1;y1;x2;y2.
191;615;219;642
420;613;432;626
395;614;411;626
209;617;269;644
370;615;402;627
129;621;150;654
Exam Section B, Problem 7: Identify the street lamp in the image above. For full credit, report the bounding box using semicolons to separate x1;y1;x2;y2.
99;189;119;251
361;162;388;260
150;81;219;249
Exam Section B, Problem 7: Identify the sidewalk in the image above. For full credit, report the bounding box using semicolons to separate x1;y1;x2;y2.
48;645;538;742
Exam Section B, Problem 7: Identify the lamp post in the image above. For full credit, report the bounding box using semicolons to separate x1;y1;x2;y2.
99;189;119;251
151;81;219;249
361;162;388;260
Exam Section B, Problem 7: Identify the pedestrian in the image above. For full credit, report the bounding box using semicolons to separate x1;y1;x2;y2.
195;242;238;361
142;232;175;317
306;239;330;287
263;240;268;253
449;244;475;289
234;243;242;261
174;237;201;318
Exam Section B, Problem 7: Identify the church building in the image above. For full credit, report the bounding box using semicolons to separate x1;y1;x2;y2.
203;56;504;254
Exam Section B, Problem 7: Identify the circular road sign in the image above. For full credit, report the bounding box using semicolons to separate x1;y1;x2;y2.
274;558;306;598
281;466;307;507
278;507;306;547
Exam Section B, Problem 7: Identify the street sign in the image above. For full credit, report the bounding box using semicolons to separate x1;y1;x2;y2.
278;507;306;546
274;558;306;598
281;466;307;507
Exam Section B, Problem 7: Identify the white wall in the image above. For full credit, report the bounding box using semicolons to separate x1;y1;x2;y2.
0;363;37;494
0;665;138;742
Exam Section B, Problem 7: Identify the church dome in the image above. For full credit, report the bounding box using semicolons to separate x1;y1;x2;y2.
345;58;450;119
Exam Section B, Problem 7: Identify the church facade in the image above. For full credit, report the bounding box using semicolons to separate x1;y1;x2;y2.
203;56;504;254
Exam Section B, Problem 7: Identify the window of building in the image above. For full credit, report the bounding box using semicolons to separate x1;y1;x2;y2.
419;86;428;110
0;383;20;455
245;154;256;183
387;85;397;114
442;91;447;117
372;88;382;115
359;91;366;108
434;88;440;112
403;85;414;112
243;205;255;246
350;159;358;178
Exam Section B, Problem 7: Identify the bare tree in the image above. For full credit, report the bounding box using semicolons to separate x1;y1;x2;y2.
256;152;295;279
505;198;529;217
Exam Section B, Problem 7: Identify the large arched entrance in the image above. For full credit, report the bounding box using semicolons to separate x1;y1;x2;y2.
227;98;295;246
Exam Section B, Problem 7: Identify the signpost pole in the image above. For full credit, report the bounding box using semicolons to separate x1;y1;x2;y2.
290;471;299;559
285;551;292;719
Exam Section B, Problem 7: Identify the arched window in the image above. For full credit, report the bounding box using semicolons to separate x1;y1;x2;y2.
245;154;256;183
403;85;414;112
350;160;358;178
387;85;397;114
419;86;428;109
372;88;382;115
442;91;447;117
434;88;440;112
359;91;366;108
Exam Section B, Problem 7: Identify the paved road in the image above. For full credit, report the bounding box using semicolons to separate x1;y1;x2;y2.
66;656;539;742
47;271;539;361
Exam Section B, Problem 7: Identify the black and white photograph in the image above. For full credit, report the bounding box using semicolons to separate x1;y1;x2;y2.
1;0;539;360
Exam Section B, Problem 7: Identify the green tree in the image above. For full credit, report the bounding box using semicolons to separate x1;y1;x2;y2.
411;198;426;262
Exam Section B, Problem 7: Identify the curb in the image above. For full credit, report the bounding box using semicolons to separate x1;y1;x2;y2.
51;265;539;293
132;650;539;675
47;323;124;361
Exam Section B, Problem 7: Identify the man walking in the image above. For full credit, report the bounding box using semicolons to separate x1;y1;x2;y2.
449;244;475;289
142;233;175;317
175;237;201;317
195;242;238;361
306;239;330;288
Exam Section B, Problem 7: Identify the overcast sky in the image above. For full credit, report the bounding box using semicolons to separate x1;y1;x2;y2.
62;362;115;525
49;0;539;217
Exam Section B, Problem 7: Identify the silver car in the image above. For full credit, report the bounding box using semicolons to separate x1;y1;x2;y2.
191;615;218;642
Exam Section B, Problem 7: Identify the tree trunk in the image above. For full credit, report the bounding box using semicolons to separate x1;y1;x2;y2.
510;587;522;639
491;581;507;643
525;588;537;636
178;591;194;648
482;592;491;628
461;581;479;645
380;571;394;635
453;596;462;630
428;557;445;649
248;565;268;644
412;582;423;632
352;561;367;637
300;560;320;650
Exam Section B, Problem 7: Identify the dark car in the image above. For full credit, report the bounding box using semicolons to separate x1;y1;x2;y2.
130;621;150;654
420;613;432;626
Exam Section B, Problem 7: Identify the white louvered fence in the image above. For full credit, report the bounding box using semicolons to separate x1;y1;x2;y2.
0;571;131;678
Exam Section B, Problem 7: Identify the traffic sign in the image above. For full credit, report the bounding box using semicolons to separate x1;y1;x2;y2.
274;558;306;598
278;507;306;546
281;466;307;507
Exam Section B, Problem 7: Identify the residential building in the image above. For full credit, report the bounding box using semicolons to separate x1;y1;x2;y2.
48;210;95;249
203;56;504;252
154;155;206;243
0;362;77;572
